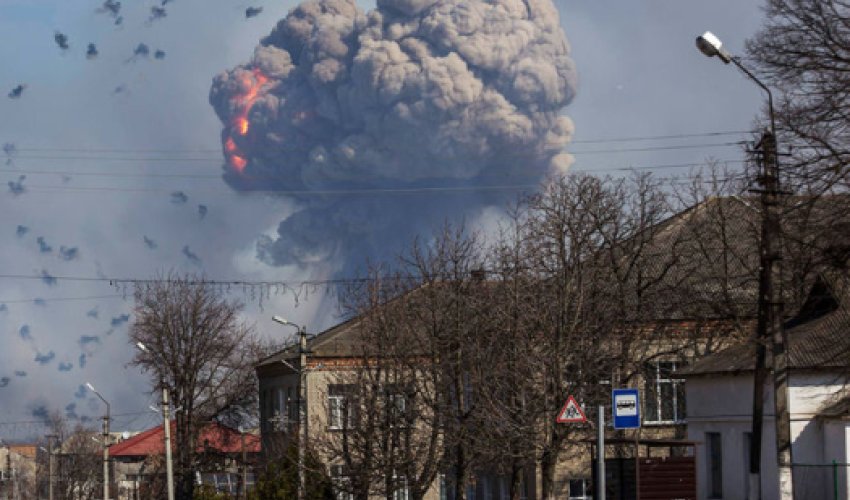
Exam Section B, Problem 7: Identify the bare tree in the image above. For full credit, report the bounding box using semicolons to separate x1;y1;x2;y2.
130;273;258;500
747;0;850;192
35;414;103;500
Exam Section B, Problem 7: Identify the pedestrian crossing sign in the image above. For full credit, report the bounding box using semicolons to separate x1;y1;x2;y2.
556;395;587;423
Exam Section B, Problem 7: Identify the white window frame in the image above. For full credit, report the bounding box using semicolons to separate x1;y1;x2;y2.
392;473;410;500
328;385;356;430
643;360;686;424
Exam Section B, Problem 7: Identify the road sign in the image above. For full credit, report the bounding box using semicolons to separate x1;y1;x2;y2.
612;388;640;429
556;395;587;423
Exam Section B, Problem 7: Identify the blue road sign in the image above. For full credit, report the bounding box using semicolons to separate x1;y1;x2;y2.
612;388;640;429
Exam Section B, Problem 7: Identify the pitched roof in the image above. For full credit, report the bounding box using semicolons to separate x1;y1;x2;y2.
682;272;850;376
109;421;260;457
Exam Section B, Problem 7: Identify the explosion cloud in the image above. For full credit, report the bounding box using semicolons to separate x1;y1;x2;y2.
210;0;576;273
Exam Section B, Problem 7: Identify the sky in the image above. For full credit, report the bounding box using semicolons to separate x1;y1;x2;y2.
0;0;766;438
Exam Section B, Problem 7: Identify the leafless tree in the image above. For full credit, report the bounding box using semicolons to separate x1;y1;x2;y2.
747;0;850;192
130;272;258;500
35;414;104;500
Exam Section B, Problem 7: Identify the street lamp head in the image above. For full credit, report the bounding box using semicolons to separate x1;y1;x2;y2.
136;341;149;352
696;31;732;64
272;315;290;326
85;382;96;392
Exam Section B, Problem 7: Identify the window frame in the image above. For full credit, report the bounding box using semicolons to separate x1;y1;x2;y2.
643;360;686;425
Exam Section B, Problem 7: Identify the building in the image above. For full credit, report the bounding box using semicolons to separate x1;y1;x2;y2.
683;274;850;500
108;421;260;499
0;444;36;500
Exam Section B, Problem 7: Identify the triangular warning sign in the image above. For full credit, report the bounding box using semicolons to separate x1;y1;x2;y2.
556;395;587;423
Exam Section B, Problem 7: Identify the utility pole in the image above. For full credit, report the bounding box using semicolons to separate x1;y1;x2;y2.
162;387;175;500
46;434;56;500
695;31;794;499
298;325;308;500
102;411;110;500
240;429;248;500
756;130;794;499
597;406;605;500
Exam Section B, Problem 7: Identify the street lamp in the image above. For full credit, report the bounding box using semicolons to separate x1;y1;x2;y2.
696;30;791;500
135;341;176;500
272;316;308;500
86;382;110;500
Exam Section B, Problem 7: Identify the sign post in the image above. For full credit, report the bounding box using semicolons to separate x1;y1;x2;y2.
612;389;641;499
597;405;605;500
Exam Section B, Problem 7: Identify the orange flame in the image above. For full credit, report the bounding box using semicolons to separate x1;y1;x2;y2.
230;154;247;173
225;68;269;173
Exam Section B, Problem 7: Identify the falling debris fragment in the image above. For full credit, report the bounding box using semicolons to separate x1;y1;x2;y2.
86;43;99;59
36;236;52;253
170;191;188;204
97;0;121;19
8;175;25;195
15;225;28;237
182;245;201;265
7;84;26;99
154;49;166;60
4;143;17;165
198;204;208;219
54;31;70;50
149;6;167;23
40;270;57;286
143;235;158;249
131;43;150;60
245;6;263;18
113;84;127;95
58;246;79;261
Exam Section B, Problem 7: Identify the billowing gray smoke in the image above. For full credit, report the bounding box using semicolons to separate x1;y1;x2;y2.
210;0;576;273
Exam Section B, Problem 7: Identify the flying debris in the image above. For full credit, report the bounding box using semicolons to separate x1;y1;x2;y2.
79;335;100;348
209;0;577;274
7;175;25;195
0;377;9;388
7;84;26;99
58;246;79;261
15;225;29;237
149;6;167;23
86;43;99;59
245;6;263;18
36;236;52;253
14;371;26;377
97;0;121;19
74;385;86;398
65;403;78;419
0;304;6;312
34;351;55;365
154;49;166;60
79;353;87;368
182;245;201;265
19;325;32;341
40;270;57;286
33;298;47;306
143;235;158;249
86;308;98;318
131;43;150;60
2;142;16;160
54;31;70;50
58;362;73;372
170;191;188;204
113;84;127;95
198;204;208;219
110;314;129;327
161;0;175;4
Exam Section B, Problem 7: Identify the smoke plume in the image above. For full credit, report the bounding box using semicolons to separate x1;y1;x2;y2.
210;0;576;274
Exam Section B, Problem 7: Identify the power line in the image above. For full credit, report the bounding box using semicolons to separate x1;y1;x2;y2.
0;294;125;305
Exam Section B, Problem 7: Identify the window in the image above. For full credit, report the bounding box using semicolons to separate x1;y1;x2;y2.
706;432;723;499
644;361;686;423
568;478;591;500
328;384;356;429
392;474;409;500
331;465;353;500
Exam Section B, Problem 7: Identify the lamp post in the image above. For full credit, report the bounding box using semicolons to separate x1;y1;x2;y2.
272;316;308;500
136;342;175;500
696;31;792;500
86;382;110;500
